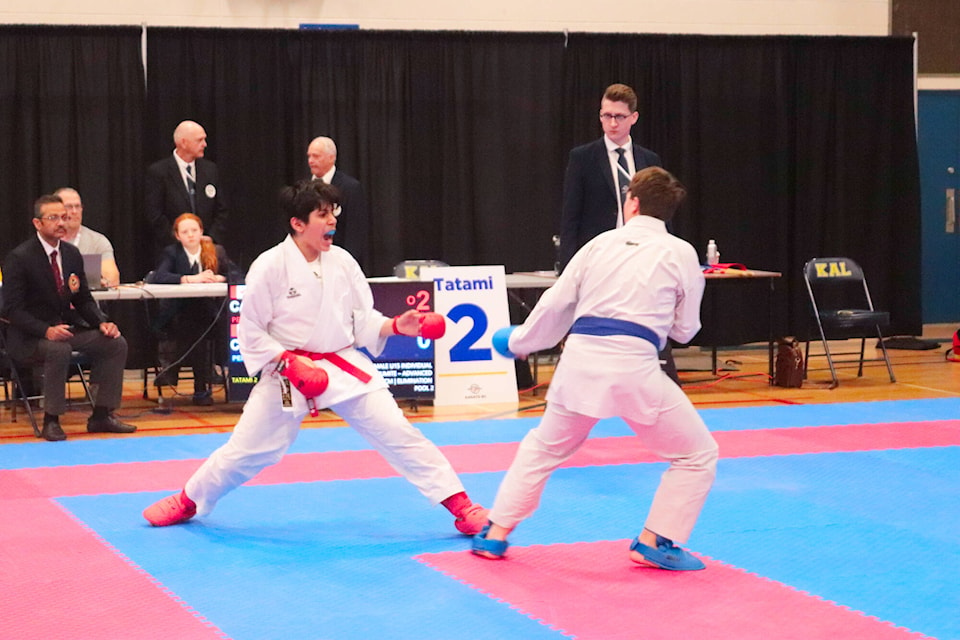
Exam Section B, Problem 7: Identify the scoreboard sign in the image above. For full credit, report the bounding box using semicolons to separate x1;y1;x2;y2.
419;265;517;406
365;281;437;399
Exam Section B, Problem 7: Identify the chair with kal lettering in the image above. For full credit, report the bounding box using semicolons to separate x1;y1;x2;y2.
802;257;895;388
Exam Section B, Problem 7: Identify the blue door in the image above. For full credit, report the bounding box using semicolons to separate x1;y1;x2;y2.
918;90;960;323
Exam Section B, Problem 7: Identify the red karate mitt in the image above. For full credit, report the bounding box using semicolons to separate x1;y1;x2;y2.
418;312;446;340
279;352;330;397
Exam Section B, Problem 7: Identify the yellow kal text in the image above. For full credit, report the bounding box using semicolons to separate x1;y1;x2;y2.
814;261;853;278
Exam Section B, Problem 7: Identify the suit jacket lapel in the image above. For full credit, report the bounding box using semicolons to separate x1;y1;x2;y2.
168;157;192;212
31;238;61;300
176;246;193;274
596;139;617;198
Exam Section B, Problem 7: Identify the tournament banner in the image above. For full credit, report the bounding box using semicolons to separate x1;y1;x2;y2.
226;284;258;402
419;265;518;406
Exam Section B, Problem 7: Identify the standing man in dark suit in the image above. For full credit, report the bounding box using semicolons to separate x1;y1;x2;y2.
307;136;370;272
146;120;229;258
559;83;662;270
2;194;136;441
559;83;679;383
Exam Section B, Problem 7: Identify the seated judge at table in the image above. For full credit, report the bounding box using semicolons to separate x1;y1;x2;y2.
147;213;240;405
2;194;136;440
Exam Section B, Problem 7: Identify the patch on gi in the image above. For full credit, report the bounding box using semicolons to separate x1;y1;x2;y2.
286;287;301;298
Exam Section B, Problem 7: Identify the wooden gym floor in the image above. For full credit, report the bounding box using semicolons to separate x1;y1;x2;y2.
2;325;957;443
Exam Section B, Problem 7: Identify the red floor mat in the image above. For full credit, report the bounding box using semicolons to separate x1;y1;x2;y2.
0;497;225;640
418;540;935;640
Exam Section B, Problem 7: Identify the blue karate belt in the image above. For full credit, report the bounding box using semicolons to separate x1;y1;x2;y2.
569;316;661;350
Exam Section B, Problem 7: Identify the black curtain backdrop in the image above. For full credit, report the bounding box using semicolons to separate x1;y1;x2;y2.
562;34;920;342
2;27;921;350
0;25;152;366
146;29;565;277
0;25;144;270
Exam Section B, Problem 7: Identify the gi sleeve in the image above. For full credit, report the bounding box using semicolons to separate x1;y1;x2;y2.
509;243;588;356
347;260;390;357
668;244;705;345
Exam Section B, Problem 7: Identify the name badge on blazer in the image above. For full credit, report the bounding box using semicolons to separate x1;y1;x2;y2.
68;273;81;293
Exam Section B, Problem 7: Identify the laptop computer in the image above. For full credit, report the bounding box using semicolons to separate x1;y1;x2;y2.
81;254;108;291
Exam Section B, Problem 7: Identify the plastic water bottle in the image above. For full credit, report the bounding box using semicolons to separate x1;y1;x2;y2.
706;239;719;266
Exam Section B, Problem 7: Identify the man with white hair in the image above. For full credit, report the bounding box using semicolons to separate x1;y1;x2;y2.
307;136;369;271
55;187;120;287
146;120;229;257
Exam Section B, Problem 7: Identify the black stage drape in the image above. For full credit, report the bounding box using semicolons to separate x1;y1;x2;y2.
146;29;564;278
2;28;921;349
0;25;144;270
564;34;920;342
0;26;152;366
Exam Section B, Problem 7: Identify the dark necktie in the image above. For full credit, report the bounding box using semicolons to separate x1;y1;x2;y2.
615;148;631;213
186;164;197;212
50;249;64;294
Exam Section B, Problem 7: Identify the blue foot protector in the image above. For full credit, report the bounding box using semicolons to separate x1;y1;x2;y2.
629;535;705;571
472;524;509;559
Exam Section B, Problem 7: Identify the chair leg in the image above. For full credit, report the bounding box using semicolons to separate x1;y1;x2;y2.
74;363;94;406
10;366;41;438
857;337;867;377
875;327;897;383
817;329;840;389
803;340;811;379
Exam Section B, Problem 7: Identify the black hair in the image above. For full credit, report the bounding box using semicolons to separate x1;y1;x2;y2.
278;180;342;234
33;193;63;218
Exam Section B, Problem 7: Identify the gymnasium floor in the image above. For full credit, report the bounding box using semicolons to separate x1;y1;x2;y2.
2;340;958;639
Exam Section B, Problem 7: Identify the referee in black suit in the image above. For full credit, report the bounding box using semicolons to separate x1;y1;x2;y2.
2;194;136;441
146;120;229;258
558;83;679;383
307;136;370;272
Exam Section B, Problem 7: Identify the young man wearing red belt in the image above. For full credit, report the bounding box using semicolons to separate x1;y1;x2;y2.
143;180;486;535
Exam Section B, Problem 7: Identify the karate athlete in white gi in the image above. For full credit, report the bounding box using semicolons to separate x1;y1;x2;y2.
143;180;488;535
473;166;719;570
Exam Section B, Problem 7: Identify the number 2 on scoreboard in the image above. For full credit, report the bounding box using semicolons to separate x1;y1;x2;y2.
446;303;492;362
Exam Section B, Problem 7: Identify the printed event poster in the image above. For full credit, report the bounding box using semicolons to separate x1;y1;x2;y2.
226;283;257;402
419;265;518;406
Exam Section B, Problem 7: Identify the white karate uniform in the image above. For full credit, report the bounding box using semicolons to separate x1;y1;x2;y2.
489;215;719;543
185;236;465;516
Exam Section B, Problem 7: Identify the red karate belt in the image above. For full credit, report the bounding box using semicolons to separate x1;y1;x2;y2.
291;349;372;384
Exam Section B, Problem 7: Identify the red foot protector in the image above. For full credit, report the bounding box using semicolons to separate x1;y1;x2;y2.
417;540;933;640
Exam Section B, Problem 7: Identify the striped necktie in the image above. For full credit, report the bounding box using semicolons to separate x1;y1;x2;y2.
615;148;631;209
186;164;197;212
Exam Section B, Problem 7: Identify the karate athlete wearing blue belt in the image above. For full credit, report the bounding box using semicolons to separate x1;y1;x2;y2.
475;166;718;570
143;180;488;535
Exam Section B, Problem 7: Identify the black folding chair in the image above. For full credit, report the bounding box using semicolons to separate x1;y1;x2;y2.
802;257;896;388
0;289;94;437
0;318;43;436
